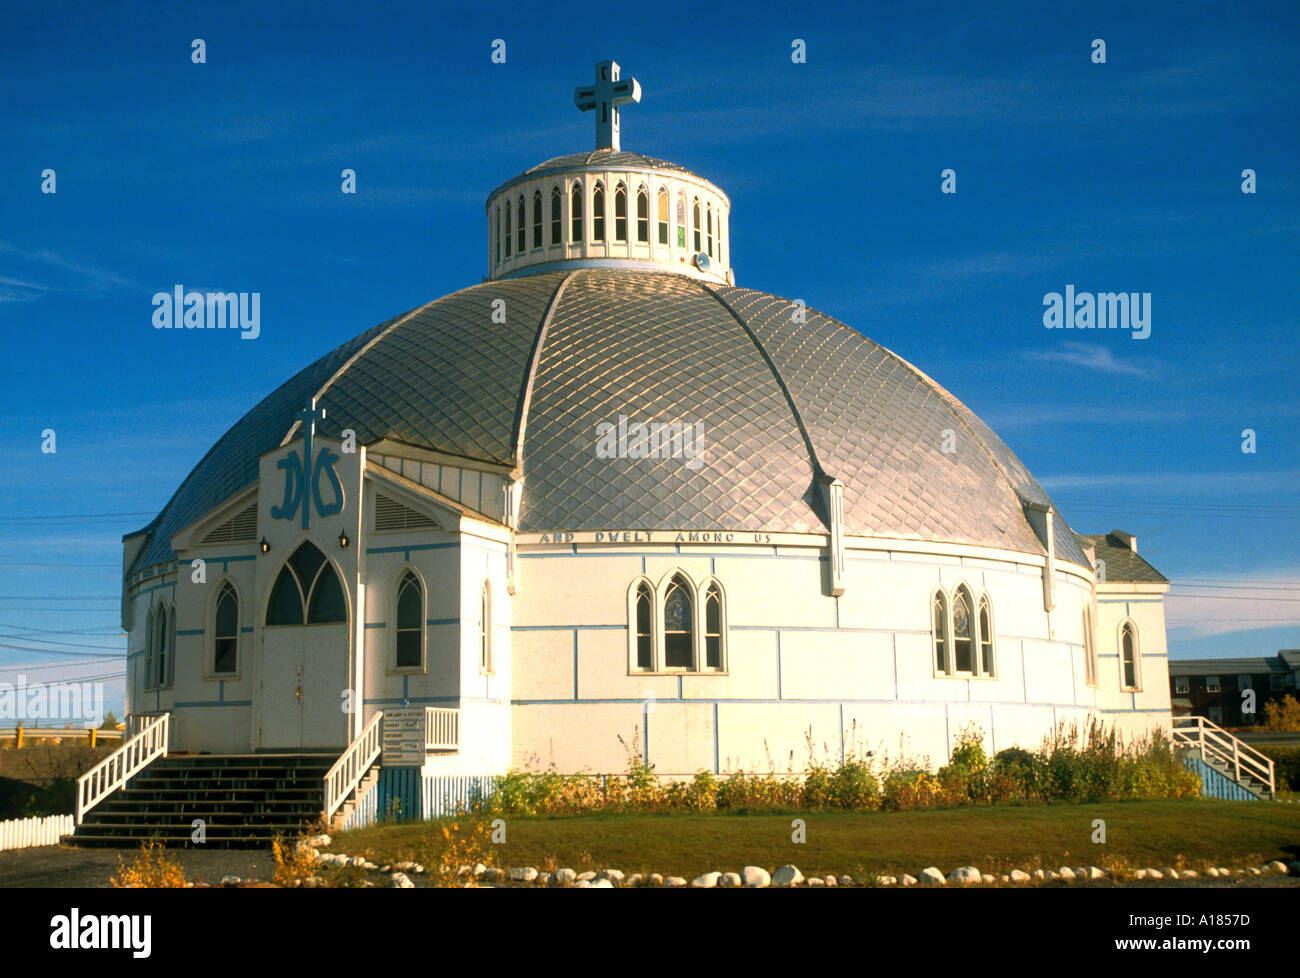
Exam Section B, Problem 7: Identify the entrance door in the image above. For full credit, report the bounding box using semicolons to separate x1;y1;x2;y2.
259;540;351;750
260;627;304;748
260;625;349;749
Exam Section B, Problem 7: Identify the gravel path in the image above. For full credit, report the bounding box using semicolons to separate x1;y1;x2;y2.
0;844;276;888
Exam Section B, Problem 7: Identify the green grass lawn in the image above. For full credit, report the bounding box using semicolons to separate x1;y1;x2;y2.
332;799;1300;879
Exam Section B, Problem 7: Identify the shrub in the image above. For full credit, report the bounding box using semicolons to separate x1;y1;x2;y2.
1255;746;1300;792
828;757;879;810
110;838;186;888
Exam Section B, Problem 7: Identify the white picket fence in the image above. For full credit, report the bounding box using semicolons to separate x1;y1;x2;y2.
0;814;74;851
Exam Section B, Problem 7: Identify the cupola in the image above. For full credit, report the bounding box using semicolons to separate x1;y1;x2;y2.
484;61;733;285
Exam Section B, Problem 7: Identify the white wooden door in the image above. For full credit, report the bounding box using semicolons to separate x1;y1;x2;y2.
260;628;303;749
260;625;350;750
300;624;349;749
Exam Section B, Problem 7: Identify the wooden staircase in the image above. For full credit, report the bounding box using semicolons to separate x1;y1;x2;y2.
1173;716;1276;800
67;754;334;848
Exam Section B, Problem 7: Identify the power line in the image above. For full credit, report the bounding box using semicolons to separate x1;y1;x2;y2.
0;596;118;600
0;511;155;522
1167;618;1300;624
1174;578;1300;590
0;657;122;673
0;643;127;657
1164;594;1300;603
0;623;123;635
1170;583;1300;593
0;632;126;650
0;603;125;611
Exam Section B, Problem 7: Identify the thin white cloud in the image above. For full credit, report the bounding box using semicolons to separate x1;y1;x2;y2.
0;239;138;300
1022;341;1150;377
1165;569;1300;640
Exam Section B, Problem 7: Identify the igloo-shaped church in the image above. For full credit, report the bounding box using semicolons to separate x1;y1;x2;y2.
109;61;1174;832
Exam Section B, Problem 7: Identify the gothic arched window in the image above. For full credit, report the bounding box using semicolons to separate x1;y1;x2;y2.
550;187;562;244
494;207;501;264
504;200;512;257
1083;607;1099;686
933;590;949;673
657;188;669;245
664;575;693;669
1121;621;1140;690
516;194;526;253
266;541;346;626
532;191;543;249
978;594;994;676
635;581;653;671
214;582;238;675
704;581;724;670
480;580;494;674
570;184;583;241
592;183;606;241
395;570;423;669
675;194;687;248
144;607;155;689
953;585;974;673
692;199;701;252
154;605;170;687
636;187;649;243
614;183;627;242
706;205;714;257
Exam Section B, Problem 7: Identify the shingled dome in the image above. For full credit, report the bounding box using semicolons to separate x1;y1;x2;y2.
129;267;1087;572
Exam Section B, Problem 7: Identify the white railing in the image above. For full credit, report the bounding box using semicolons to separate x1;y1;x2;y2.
75;713;170;824
324;710;384;821
0;814;75;851
1173;715;1275;798
425;707;459;750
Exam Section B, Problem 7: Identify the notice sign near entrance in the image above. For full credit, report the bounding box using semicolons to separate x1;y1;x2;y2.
381;708;425;766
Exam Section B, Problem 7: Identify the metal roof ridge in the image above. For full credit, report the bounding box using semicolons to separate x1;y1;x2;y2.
697;279;832;530
511;271;576;467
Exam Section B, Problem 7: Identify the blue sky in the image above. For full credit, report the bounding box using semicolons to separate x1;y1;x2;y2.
1;1;1297;721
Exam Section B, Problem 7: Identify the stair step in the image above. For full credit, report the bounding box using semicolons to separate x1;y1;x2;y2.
71;752;337;850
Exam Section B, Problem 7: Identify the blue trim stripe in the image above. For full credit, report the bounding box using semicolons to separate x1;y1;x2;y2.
366;542;460;555
173;700;252;708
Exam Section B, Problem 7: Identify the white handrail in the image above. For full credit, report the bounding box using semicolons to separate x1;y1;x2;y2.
1172;716;1275;797
75;713;170;824
324;710;384;820
425;707;459;750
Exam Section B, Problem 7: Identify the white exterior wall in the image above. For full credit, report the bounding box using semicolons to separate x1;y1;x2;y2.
1096;582;1173;739
510;536;1174;776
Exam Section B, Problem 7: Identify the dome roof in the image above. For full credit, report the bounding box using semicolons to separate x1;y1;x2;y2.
130;268;1087;572
523;150;697;178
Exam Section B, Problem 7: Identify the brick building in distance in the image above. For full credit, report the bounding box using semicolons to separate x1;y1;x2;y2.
1168;650;1300;726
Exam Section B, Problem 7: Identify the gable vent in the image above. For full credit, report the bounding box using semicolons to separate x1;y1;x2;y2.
201;502;258;544
374;493;437;532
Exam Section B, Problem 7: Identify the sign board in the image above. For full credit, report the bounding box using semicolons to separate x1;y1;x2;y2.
382;708;425;766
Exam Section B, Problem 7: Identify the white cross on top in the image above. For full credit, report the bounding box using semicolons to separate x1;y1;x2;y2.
574;60;641;151
297;397;326;437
